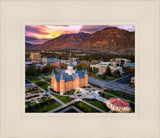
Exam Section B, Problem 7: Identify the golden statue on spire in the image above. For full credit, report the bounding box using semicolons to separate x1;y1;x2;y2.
69;52;72;57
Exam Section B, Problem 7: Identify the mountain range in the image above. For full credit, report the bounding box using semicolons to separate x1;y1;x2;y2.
26;27;135;55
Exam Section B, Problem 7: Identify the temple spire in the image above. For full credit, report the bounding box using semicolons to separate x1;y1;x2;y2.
52;70;55;76
85;69;88;75
60;71;64;80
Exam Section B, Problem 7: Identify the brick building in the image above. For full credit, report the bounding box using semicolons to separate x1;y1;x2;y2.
51;59;88;95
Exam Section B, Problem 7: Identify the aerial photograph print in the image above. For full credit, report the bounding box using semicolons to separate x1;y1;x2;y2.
25;25;135;113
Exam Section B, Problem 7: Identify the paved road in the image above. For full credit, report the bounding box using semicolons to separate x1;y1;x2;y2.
88;76;134;94
113;74;134;84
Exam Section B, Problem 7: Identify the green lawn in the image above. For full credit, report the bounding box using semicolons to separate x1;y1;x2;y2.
27;76;41;82
85;100;110;112
64;90;75;95
51;94;70;103
74;102;100;112
102;92;114;99
35;81;50;91
35;102;61;112
41;83;50;91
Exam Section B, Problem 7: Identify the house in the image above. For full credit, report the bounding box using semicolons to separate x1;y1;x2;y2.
42;55;58;63
51;58;88;95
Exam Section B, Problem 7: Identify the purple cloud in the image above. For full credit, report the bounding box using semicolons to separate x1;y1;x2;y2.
80;25;108;33
80;25;135;33
25;25;50;35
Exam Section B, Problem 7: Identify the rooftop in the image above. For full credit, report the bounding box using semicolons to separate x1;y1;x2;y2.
125;63;135;66
108;98;129;107
54;70;85;82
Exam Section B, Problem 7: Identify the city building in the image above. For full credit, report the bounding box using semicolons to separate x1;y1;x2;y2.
42;55;58;63
90;63;122;75
100;62;111;66
130;76;135;85
109;66;123;75
58;58;80;66
90;64;107;75
110;58;131;66
51;59;88;95
106;98;131;112
30;52;41;62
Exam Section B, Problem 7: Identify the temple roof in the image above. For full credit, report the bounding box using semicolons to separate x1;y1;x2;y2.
54;70;85;82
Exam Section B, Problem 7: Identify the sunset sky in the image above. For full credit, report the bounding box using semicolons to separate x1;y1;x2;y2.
25;25;135;45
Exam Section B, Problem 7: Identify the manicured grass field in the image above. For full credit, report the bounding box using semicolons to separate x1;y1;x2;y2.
35;102;61;112
102;92;114;99
85;100;110;112
27;76;41;82
41;83;50;91
74;102;100;112
51;94;70;103
35;81;50;91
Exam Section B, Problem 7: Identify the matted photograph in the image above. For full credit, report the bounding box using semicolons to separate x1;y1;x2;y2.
25;25;135;113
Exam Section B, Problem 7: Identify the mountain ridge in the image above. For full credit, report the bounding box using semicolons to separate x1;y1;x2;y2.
26;27;135;55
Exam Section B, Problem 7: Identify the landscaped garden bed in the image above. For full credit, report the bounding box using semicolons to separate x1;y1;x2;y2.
25;99;61;112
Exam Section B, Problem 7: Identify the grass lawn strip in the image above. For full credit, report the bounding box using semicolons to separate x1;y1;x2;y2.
75;102;100;112
52;94;70;103
85;100;110;112
35;102;61;112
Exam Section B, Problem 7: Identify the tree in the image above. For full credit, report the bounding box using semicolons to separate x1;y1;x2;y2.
105;66;112;76
126;66;135;74
112;70;121;78
42;64;52;73
26;65;39;76
93;67;98;74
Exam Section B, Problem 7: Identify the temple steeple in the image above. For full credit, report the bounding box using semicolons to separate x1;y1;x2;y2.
85;69;88;75
51;70;55;76
60;71;64;80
